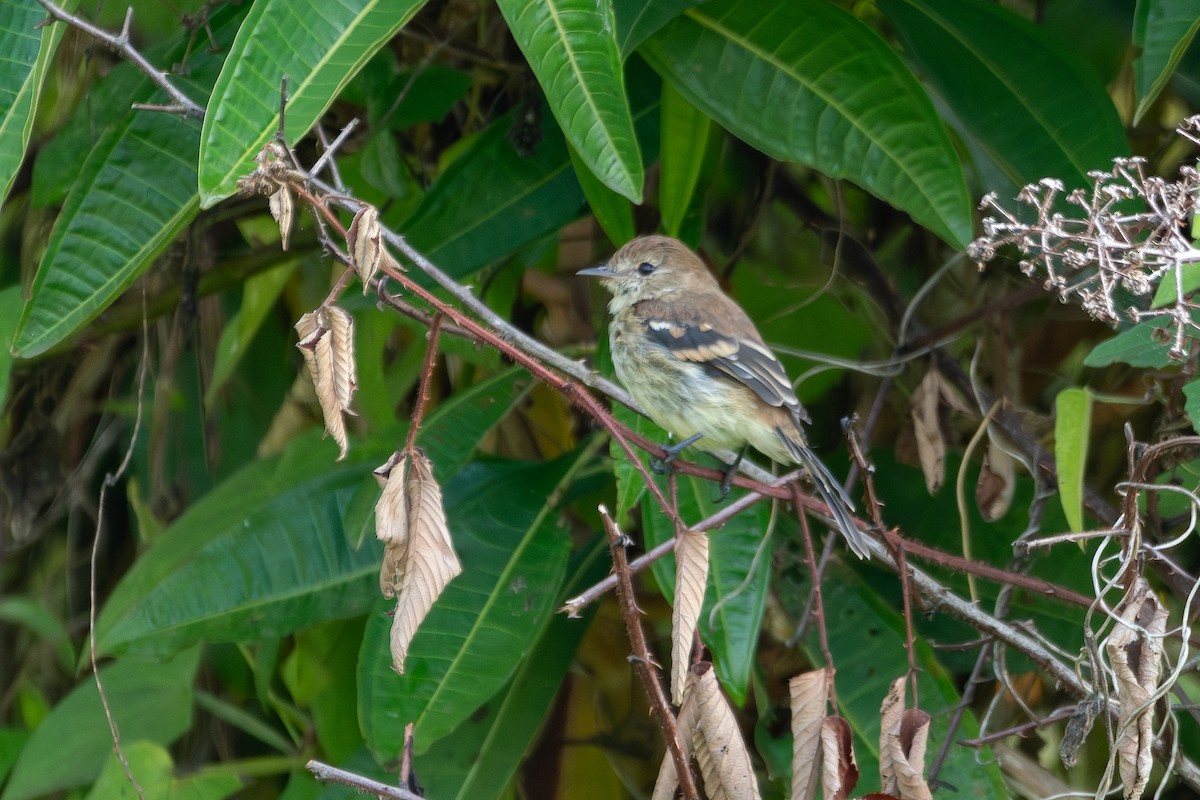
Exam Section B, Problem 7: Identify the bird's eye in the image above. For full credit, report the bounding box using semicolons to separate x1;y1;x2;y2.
637;262;656;275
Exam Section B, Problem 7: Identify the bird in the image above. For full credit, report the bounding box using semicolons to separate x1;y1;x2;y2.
578;234;870;559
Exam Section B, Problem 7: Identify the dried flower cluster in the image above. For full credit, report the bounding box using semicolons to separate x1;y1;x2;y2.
969;116;1200;360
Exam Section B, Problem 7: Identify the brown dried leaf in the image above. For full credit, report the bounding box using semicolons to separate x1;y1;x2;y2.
820;716;858;800
689;663;761;800
325;306;358;416
268;185;294;250
1107;579;1167;800
374;452;408;598
389;450;462;674
976;439;1015;521
651;685;697;800
348;205;384;294
911;367;945;494
295;310;348;459
671;529;709;706
789;669;828;800
879;677;932;800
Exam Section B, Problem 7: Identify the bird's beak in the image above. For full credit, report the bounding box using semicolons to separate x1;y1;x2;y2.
576;263;617;278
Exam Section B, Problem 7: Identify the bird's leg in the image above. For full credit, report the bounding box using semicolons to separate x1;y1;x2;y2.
650;432;704;474
716;446;747;501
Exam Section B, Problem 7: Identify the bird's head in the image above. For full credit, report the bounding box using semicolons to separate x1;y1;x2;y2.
577;235;718;312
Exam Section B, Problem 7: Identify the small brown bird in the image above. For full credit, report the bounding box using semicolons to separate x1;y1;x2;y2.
578;235;869;559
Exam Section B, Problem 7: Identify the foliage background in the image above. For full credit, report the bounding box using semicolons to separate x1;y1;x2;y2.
1;0;1199;797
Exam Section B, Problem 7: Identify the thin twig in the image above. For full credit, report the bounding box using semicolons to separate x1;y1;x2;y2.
795;490;837;710
36;0;205;119
404;315;443;454
307;760;423;800
600;506;699;800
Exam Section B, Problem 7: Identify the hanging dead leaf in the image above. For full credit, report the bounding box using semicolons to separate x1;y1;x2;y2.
789;669;828;800
976;438;1015;521
268;185;294;250
820;716;859;800
1060;694;1104;769
879;677;932;800
911;367;945;494
671;529;709;706
651;685;696;800
347;205;385;294
689;663;761;800
374;451;409;597
295;306;357;460
388;449;462;674
1107;579;1167;800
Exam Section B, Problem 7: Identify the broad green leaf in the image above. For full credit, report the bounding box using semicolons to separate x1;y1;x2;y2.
804;568;1007;796
0;648;199;800
95;371;526;657
642;474;772;705
419;544;608;799
568;142;636;245
613;0;706;58
1185;379;1200;432
1133;0;1200;123
13;14;239;358
880;0;1127;192
206;259;299;408
0;0;77;204
198;0;428;207
85;741;241;800
496;0;644;202
1083;317;1178;368
1152;261;1200;307
1055;388;1093;532
658;81;711;237
641;0;972;247
0;286;22;408
358;454;584;758
0;597;74;672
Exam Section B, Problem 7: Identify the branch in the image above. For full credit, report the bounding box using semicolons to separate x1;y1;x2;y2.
36;1;205;119
307;760;423;800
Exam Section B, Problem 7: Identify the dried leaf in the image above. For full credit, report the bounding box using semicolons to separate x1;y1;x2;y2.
1107;579;1167;800
976;439;1015;521
789;669;828;800
294;306;357;460
819;716;858;800
689;663;761;800
348;205;384;294
389;449;462;674
911;367;945;494
671;529;709;706
374;452;409;598
268;185;294;249
1059;695;1103;769
879;677;932;800
651;685;696;800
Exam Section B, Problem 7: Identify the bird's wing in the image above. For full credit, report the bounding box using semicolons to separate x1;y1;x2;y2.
636;301;802;413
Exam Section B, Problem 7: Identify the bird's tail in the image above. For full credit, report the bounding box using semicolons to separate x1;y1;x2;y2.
775;425;872;560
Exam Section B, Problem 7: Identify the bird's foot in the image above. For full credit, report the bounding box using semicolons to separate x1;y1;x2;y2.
715;447;747;502
650;433;704;475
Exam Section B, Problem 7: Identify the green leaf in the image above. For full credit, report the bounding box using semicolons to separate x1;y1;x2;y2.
0;0;77;204
641;0;972;247
1083;317;1178;368
95;371;525;657
1185;379;1200;432
13;14;240;358
1152;261;1200;307
880;0;1127;192
419;544;608;799
1054;387;1093;532
642;475;771;705
0;648;200;800
358;454;584;758
496;0;644;202
1133;0;1200;124
85;741;242;800
613;0;706;58
0;286;22;408
568;142;636;245
658;81;711;238
198;0;428;207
